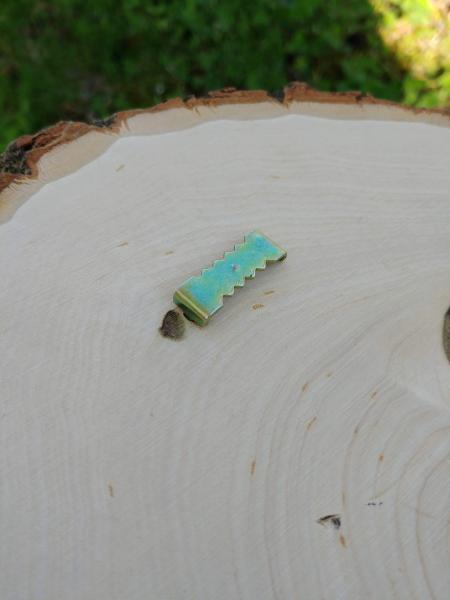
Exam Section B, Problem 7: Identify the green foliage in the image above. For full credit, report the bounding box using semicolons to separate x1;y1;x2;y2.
372;0;450;107
0;0;438;149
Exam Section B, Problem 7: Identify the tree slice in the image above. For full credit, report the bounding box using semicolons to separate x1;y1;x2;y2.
0;84;449;600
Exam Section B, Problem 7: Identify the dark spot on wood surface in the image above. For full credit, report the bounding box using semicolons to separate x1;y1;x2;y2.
252;303;264;310
108;483;114;498
263;290;275;295
444;307;450;363
159;309;185;340
115;164;125;172
302;381;310;393
165;250;174;256
117;241;128;247
317;514;341;529
367;501;383;506
306;416;317;431
250;460;256;476
379;453;384;462
339;534;347;548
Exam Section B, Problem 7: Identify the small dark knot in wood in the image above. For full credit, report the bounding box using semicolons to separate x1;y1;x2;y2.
444;307;450;363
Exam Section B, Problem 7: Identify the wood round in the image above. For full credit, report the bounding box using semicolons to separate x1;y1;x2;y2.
1;88;449;600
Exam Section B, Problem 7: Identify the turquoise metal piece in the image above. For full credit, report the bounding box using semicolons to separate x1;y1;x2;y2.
173;230;286;326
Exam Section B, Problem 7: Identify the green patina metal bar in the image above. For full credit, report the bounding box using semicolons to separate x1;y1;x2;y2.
173;230;286;326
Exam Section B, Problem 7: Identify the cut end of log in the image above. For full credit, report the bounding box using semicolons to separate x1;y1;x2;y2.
1;81;450;216
1;82;450;599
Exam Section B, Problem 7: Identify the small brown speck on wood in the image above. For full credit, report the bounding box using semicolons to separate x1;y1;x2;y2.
317;514;341;530
306;416;317;431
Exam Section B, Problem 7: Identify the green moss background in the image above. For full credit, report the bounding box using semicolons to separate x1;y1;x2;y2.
0;0;448;150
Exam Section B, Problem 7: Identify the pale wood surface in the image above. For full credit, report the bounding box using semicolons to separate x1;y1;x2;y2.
1;105;450;600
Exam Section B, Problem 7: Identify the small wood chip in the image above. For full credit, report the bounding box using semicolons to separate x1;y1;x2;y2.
159;309;186;340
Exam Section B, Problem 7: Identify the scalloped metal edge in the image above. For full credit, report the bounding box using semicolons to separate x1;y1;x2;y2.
173;231;286;326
